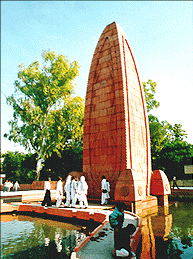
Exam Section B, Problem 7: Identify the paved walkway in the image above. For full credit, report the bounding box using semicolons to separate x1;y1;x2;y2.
1;190;56;203
76;222;114;259
75;214;138;259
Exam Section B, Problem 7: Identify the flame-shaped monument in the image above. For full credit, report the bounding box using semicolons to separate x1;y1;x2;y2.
83;22;170;213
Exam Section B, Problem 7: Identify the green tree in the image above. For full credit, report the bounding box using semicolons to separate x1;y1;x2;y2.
143;79;164;165
155;140;193;180
2;151;37;183
4;50;84;180
164;123;188;143
142;79;160;112
148;115;167;165
148;116;191;172
143;80;192;178
41;146;83;181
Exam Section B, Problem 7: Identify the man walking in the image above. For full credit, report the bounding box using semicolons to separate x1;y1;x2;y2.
172;176;180;189
14;181;20;191
101;175;107;205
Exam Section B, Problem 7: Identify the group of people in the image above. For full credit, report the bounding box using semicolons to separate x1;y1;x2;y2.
3;180;20;192
42;174;112;208
42;175;89;209
56;175;89;208
4;175;135;258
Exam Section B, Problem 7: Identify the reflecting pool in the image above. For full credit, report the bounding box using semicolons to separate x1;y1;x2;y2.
136;201;193;259
1;213;99;258
1;202;193;259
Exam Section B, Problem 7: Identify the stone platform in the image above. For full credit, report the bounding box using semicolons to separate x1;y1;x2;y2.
1;190;56;204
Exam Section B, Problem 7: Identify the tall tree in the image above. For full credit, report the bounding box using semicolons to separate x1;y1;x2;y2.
4;50;84;180
2;151;37;184
154;140;193;180
143;80;192;178
142;79;160;113
143;79;163;165
148;115;167;165
165;123;188;143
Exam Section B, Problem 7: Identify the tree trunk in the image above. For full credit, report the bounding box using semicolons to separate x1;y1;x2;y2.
36;158;44;180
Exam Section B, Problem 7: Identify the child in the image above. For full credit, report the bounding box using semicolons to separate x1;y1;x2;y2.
109;203;126;250
109;202;136;258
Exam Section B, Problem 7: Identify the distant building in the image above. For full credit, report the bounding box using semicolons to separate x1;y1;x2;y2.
184;165;193;179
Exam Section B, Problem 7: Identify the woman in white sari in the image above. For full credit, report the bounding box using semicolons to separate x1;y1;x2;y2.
56;176;63;207
78;176;88;208
64;175;72;207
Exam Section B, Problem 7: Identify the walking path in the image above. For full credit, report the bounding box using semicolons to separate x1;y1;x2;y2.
1;190;56;203
75;215;138;259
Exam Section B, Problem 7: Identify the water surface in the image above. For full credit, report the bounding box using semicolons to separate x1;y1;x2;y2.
137;201;193;259
1;213;98;258
1;202;193;258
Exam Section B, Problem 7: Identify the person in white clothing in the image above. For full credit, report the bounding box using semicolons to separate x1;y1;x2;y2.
56;176;63;207
78;176;88;208
101;175;108;205
64;175;71;207
71;176;77;207
14;181;20;191
8;181;13;192
75;178;80;204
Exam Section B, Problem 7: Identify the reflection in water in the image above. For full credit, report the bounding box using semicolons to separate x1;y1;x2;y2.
137;202;193;259
55;228;63;252
1;202;193;258
1;214;97;258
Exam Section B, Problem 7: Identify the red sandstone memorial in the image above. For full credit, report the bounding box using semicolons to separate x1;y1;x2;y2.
83;22;170;212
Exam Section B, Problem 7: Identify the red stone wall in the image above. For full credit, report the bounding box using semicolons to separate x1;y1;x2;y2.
0;184;31;191
18;184;31;191
31;181;58;190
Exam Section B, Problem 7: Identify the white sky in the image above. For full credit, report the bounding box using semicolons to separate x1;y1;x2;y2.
1;1;193;154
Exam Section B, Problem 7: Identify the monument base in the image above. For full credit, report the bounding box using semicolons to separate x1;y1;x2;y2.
157;195;169;206
124;195;158;216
